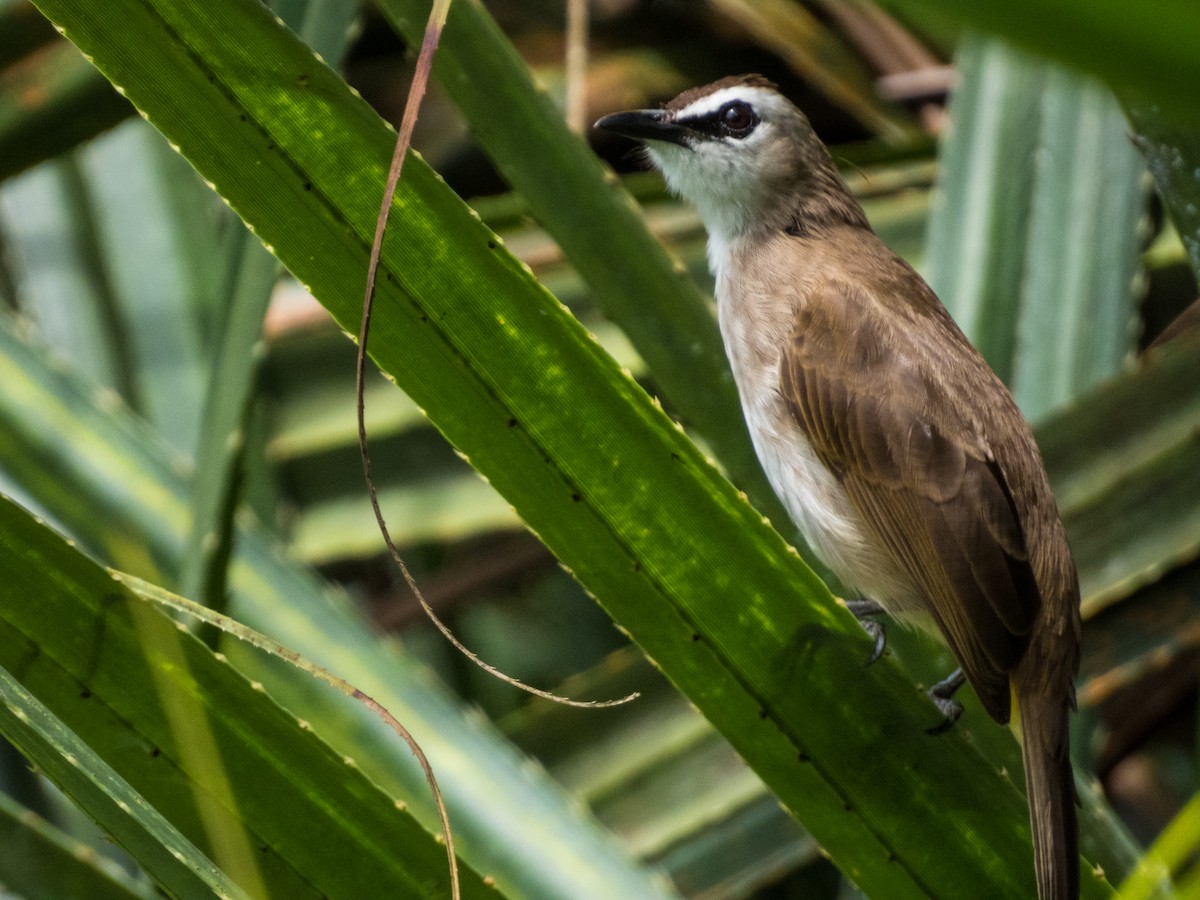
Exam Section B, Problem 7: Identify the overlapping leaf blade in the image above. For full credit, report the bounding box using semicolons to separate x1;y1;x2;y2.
0;308;677;899
21;0;1114;895
0;492;496;899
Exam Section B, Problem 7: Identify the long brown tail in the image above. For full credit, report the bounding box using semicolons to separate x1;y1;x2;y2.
1016;680;1079;900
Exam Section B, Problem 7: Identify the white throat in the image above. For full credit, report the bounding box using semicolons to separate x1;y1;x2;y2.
643;84;796;282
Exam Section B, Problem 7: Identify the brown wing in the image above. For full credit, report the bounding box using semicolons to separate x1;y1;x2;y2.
780;280;1041;723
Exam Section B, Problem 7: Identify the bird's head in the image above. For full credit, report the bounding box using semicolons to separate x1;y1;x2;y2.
595;75;828;242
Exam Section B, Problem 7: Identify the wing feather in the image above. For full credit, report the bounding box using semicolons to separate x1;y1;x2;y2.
780;281;1040;722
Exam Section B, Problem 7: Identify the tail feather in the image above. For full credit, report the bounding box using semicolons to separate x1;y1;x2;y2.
1016;683;1079;900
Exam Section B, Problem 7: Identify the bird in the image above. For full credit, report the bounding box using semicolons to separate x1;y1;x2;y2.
596;74;1082;900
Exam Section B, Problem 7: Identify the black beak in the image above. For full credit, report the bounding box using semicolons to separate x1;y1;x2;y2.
594;109;691;147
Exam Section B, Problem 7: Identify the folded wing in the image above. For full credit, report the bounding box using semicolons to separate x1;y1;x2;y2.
779;280;1041;722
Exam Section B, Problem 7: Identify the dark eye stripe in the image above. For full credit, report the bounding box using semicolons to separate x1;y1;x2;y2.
681;100;759;139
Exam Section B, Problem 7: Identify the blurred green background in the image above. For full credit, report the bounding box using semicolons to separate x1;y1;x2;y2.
2;0;1200;897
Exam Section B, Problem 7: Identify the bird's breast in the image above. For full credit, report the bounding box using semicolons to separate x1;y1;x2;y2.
715;270;918;610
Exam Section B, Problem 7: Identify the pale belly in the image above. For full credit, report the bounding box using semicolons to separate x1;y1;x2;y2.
742;389;918;609
719;305;921;614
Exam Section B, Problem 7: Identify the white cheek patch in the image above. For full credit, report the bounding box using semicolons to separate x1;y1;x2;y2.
649;139;765;256
644;142;690;179
646;85;797;248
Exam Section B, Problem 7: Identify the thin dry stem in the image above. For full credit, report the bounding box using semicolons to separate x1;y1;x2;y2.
354;1;637;713
111;571;459;898
565;0;589;133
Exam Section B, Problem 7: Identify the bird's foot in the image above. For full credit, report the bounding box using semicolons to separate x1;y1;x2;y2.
844;599;887;665
925;668;966;735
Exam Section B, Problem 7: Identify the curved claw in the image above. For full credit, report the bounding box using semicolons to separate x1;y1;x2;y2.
925;668;966;735
844;599;887;665
925;696;963;735
861;620;886;666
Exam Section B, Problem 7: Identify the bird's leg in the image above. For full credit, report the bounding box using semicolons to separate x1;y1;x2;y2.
925;668;966;735
844;599;887;665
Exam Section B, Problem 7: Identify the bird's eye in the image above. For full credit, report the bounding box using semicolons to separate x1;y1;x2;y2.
720;101;757;137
